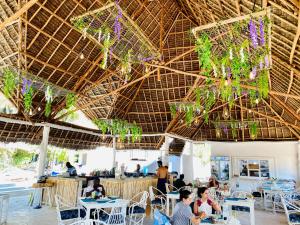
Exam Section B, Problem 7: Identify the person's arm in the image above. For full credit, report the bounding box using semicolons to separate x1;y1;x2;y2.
211;200;222;213
193;201;199;216
157;168;160;177
101;185;106;196
190;216;200;225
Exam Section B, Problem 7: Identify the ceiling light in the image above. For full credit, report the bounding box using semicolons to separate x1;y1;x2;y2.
80;53;84;59
29;109;33;116
38;107;41;111
255;98;259;104
248;109;252;113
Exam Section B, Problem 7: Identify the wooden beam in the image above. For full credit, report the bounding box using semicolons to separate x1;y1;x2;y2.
234;104;300;131
262;99;300;139
285;70;294;103
270;94;300;121
239;97;245;141
290;8;300;64
192;7;270;33
235;0;241;15
0;0;38;31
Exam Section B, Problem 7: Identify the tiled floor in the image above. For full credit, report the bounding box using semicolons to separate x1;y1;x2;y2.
5;196;288;225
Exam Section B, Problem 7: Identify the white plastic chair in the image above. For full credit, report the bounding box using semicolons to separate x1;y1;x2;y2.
0;194;9;225
127;191;149;225
149;186;166;217
94;202;127;225
55;194;85;225
165;184;178;193
281;195;300;225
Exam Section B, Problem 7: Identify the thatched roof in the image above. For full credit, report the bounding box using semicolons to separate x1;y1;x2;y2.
0;0;300;150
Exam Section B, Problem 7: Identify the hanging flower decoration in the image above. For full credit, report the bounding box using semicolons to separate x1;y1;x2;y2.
114;0;122;40
100;29;112;69
66;93;77;110
22;78;34;112
44;86;53;117
94;119;142;143
2;68;17;98
120;49;133;82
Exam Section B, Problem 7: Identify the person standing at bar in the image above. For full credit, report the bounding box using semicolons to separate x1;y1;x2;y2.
157;160;168;194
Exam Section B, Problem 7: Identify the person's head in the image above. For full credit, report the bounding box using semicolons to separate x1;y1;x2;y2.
137;164;141;169
179;174;184;180
165;166;168;169
66;162;72;168
179;190;193;205
223;183;229;190
94;178;100;186
157;161;162;167
197;187;209;200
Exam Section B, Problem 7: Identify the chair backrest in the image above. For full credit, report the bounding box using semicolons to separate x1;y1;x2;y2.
149;186;155;201
165;184;178;193
281;195;291;223
55;194;76;222
153;209;171;225
107;203;127;225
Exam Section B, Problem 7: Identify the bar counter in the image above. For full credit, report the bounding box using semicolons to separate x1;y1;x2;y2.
43;176;157;207
43;177;84;207
101;177;157;199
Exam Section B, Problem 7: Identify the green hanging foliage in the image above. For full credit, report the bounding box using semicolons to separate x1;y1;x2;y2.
45;101;52;117
66;93;77;109
194;88;201;108
231;122;238;138
94;119;142;143
94;119;109;135
185;105;194;127
3;68;17;98
257;69;269;99
249;121;258;139
170;104;177;118
23;87;33;112
195;32;212;76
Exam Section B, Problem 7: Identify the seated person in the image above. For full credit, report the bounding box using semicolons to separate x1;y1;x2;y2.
194;187;221;216
208;176;219;188
173;174;186;190
219;183;230;197
85;178;106;198
172;190;205;225
66;162;77;176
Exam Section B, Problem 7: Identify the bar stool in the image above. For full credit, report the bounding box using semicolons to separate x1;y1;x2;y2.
31;182;54;208
0;194;9;225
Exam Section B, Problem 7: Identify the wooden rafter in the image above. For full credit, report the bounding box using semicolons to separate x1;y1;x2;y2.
290;8;300;64
0;0;37;31
262;99;300;139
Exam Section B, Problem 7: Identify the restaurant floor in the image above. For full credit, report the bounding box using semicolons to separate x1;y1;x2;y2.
6;196;288;225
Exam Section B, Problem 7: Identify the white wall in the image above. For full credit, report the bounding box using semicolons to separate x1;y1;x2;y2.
209;141;299;183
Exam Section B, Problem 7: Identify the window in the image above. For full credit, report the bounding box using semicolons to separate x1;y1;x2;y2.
239;159;270;178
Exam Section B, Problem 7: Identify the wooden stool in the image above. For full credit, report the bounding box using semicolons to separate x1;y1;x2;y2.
31;183;54;207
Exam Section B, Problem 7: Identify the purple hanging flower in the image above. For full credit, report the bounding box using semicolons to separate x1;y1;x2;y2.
265;55;269;68
223;125;229;135
259;17;265;46
21;78;32;95
250;66;257;80
140;56;155;62
113;0;122;40
259;60;263;70
249;19;258;49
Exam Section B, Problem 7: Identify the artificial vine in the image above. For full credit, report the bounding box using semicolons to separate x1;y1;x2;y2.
3;68;17;98
94;119;142;143
66;93;77;109
249;121;258;139
120;49;133;81
45;86;53;117
195;33;212;76
22;78;34;112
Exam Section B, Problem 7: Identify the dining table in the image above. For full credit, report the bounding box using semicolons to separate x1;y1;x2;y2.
80;197;129;219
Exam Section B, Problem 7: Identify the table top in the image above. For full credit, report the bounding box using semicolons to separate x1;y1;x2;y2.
80;197;129;209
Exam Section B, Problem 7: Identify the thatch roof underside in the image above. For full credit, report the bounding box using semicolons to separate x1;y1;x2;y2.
1;0;300;150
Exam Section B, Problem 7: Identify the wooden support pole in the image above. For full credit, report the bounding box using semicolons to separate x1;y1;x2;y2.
37;125;50;177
